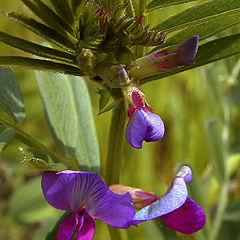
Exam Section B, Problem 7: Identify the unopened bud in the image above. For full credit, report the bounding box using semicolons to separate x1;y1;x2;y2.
77;49;97;72
130;35;199;80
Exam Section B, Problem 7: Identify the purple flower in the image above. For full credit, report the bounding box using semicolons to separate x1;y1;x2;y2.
132;166;206;234
111;166;206;234
41;170;135;240
124;83;165;149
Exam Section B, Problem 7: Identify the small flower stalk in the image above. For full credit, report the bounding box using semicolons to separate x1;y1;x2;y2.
130;35;199;80
123;82;165;148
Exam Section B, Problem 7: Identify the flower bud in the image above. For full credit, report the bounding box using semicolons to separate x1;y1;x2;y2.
95;62;131;88
130;35;199;80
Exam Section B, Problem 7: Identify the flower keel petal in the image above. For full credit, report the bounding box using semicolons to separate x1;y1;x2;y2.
161;197;206;234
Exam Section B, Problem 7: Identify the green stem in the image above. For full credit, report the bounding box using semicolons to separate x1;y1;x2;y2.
104;100;126;186
209;183;228;240
0;117;48;151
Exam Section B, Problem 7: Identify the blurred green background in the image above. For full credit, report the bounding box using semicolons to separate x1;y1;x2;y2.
1;1;240;240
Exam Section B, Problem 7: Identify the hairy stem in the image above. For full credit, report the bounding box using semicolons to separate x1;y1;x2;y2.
104;100;126;186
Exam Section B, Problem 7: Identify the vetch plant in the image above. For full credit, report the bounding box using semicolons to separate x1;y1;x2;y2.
0;0;240;239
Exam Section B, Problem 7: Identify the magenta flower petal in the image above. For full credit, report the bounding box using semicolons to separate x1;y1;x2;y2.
161;197;206;234
42;171;135;228
132;166;192;225
76;211;95;240
57;212;79;240
125;108;165;149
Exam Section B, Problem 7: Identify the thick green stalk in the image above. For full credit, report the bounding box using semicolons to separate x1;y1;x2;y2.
104;100;126;186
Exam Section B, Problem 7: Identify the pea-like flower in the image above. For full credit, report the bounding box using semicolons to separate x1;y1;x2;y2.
124;83;165;149
111;166;206;234
41;170;135;240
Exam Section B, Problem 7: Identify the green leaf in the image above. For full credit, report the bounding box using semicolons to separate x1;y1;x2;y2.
146;0;197;11
70;0;89;17
0;56;82;75
0;31;76;63
34;72;100;172
96;88;110;111
0;66;25;122
20;0;73;36
224;199;240;222
49;0;74;26
206;119;227;183
18;146;67;170
163;11;240;47
8;11;76;50
140;33;240;84
0;127;15;152
153;0;240;32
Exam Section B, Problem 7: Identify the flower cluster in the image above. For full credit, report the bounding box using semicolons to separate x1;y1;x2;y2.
42;167;205;239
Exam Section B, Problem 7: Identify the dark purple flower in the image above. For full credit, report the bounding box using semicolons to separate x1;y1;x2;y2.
124;84;165;149
41;170;135;240
111;166;205;234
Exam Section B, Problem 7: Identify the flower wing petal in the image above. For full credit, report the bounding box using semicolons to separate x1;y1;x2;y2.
76;211;95;240
132;166;192;225
57;212;78;240
142;111;165;142
42;170;98;212
161;197;206;234
125;108;147;149
86;178;135;228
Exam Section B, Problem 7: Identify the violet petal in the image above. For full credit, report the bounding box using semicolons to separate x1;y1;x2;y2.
57;212;78;240
125;108;147;149
87;189;135;228
161;197;206;234
42;171;135;228
142;110;165;142
132;166;192;225
42;170;98;212
76;211;95;240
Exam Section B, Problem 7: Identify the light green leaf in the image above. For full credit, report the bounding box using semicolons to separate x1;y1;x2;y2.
146;0;197;11
20;0;73;36
140;33;240;84
96;88;110;111
0;66;25;122
0;31;76;63
49;0;74;26
8;11;76;50
153;0;240;32
70;0;88;17
34;72;100;171
0;127;15;152
0;56;82;75
163;11;240;47
206;119;227;183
